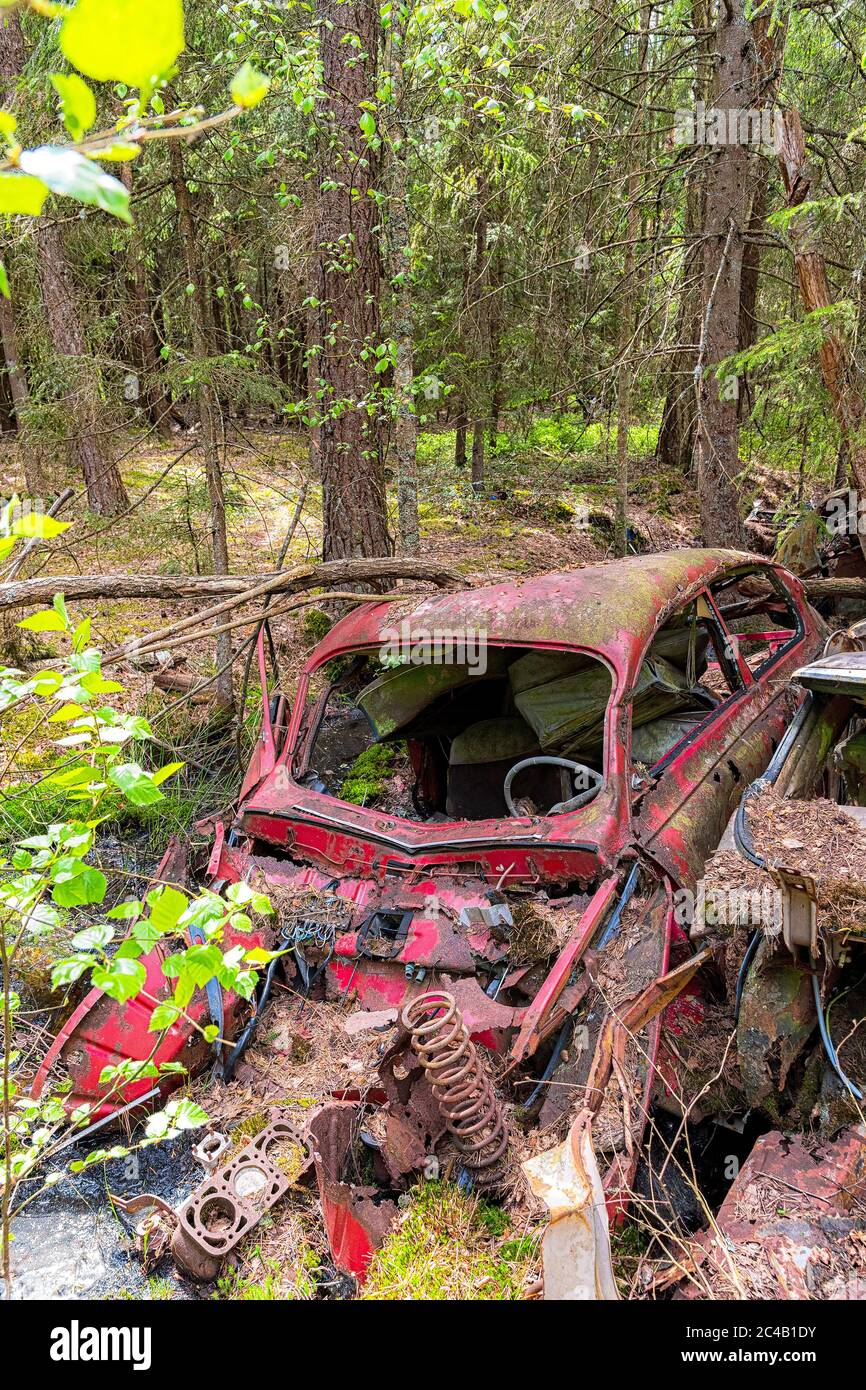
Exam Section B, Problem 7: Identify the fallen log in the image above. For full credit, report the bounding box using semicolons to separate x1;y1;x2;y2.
0;556;463;615
804;577;866;600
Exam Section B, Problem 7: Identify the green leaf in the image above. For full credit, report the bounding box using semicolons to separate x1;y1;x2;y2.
17;608;67;632
0;261;9;299
106;898;142;920
0;173;48;216
130;917;160;952
151;760;184;786
108;761;164;806
224;881;273;914
50;72;97;140
51;956;91;989
148;1000;182;1032
52;592;70;627
71;922;113;951
49;702;86;722
52;866;107;907
80;672;123;694
88;141;140;161
230;61;270;110
92;957;146;1003
146;884;187;934
18;147;131;223
72;616;91;652
60;0;185;91
359;110;377;138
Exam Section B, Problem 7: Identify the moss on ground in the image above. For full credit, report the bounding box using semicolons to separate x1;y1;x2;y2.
360;1181;539;1300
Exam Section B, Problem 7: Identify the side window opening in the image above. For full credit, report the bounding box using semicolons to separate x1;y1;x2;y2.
708;568;801;678
631;598;743;770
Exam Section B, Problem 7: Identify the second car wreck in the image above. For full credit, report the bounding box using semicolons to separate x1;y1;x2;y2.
29;548;866;1295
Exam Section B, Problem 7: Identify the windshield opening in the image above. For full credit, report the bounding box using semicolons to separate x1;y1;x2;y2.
293;644;615;823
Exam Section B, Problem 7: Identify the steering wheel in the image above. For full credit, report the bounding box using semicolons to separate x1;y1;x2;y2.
504;756;604;818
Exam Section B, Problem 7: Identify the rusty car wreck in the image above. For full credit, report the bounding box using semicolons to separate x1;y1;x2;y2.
30;548;866;1296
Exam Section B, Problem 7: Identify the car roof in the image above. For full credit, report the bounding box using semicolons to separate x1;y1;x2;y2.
310;548;774;678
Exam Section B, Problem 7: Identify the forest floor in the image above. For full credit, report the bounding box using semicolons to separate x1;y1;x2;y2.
0;419;830;1301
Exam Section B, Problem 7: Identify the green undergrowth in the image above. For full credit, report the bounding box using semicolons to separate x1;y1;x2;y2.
360;1181;539;1301
339;742;397;806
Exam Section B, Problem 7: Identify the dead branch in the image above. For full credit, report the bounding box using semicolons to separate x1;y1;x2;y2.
118;589;424;663
0;556;463;616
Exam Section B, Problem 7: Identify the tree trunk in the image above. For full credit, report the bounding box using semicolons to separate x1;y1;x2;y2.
694;0;757;546
454;410;467;469
0;295;28;433
471;420;485;492
312;0;390;561
36;221;129;514
486;196;505;455
776;107;866;560
615;3;650;556
736;12;787;419
171;142;234;716
387;15;419;556
657;170;702;472
657;0;710;474
468;176;489;492
0;10;126;512
119;163;173;436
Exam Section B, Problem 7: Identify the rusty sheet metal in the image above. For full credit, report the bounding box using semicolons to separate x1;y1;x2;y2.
635;683;804;886
29;835;275;1121
507;873;620;1070
300;550;782;680
377;1029;446;1184
674;1127;866;1300
308;1103;399;1282
537;882;671;1132
736;941;817;1115
522;1111;619;1300
584;948;713;1120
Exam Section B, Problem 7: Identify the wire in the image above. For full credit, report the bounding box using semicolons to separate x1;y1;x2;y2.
734;929;761;1022
731;695;817;1001
518;1016;573;1114
811;967;863;1102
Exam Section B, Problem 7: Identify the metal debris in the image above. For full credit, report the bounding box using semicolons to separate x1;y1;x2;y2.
522;1111;619;1301
402;990;510;1190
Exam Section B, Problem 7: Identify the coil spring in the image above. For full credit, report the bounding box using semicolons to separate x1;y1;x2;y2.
402;990;509;1188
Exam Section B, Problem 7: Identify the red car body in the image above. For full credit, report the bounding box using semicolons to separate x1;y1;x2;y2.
33;548;824;1129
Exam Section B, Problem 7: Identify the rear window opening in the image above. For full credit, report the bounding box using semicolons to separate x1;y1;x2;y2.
295;645;614;823
631;607;738;769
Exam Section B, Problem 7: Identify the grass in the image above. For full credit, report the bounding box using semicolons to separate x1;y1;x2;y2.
212;1245;319;1301
360;1181;539;1300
